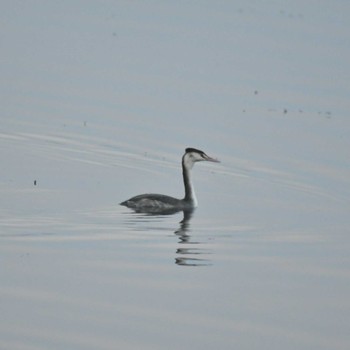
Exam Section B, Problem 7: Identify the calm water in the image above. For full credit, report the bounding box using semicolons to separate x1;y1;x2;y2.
1;2;350;350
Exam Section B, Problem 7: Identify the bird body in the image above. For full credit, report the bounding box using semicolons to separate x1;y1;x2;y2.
120;148;219;213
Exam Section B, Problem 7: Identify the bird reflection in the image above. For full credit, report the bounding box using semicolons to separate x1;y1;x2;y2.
174;209;211;267
123;207;212;267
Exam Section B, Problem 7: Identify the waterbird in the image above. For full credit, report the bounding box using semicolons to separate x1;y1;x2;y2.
120;148;219;213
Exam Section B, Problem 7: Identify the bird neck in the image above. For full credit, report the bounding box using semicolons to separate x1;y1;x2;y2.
182;161;198;207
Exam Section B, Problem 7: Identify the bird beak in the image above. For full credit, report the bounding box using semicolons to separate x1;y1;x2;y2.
204;154;220;163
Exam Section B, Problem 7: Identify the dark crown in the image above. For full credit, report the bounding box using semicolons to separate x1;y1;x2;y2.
185;147;205;155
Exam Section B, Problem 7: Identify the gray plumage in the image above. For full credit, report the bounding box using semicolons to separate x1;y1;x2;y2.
120;148;219;213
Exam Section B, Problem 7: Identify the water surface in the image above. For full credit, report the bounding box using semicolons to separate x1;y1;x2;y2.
1;2;350;350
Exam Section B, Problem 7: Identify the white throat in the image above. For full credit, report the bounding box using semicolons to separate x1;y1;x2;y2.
182;158;198;207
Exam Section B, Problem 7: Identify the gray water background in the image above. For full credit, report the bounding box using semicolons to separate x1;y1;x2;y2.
1;2;350;349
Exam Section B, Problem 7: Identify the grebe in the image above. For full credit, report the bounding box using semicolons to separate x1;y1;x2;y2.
120;148;219;212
